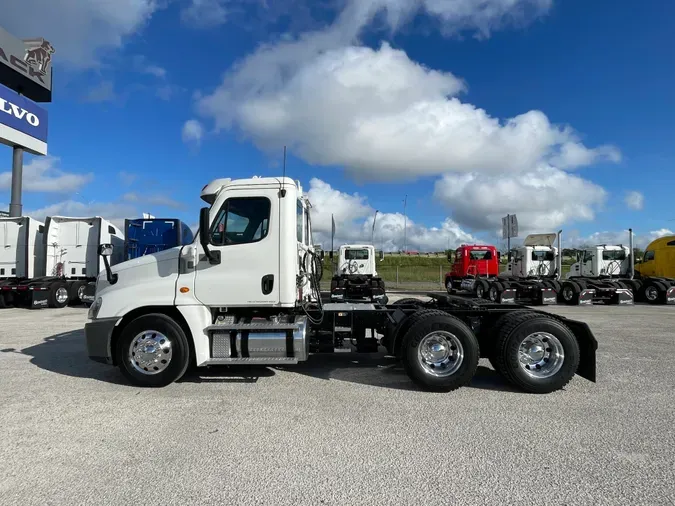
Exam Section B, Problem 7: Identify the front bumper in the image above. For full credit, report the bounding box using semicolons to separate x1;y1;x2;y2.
85;317;120;365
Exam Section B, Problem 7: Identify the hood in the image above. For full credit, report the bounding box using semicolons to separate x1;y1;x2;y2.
96;246;182;292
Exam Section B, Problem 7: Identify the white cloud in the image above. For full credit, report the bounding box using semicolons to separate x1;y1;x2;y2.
2;0;158;68
181;0;229;28
24;200;139;230
433;165;608;234
624;190;644;211
132;55;167;78
306;178;476;251
565;229;673;250
182;119;205;146
82;81;116;103
118;171;137;186
0;156;93;193
196;40;620;183
122;192;185;209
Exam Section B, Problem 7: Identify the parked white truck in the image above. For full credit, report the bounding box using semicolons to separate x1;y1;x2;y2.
84;175;599;394
2;216;124;308
0;217;46;307
329;244;386;302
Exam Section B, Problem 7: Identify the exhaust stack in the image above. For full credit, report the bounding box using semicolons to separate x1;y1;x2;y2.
629;228;634;279
557;229;563;279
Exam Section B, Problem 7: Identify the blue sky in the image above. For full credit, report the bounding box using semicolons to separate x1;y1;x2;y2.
1;0;673;251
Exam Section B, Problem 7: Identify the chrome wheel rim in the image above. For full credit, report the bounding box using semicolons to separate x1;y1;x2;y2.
56;287;69;304
645;286;658;301
518;332;564;379
417;331;463;377
77;285;86;299
128;330;172;375
562;286;573;301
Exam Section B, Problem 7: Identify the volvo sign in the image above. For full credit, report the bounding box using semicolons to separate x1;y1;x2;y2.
0;25;53;103
0;82;48;155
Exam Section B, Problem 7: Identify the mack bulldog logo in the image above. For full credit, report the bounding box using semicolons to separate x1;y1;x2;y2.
24;40;54;76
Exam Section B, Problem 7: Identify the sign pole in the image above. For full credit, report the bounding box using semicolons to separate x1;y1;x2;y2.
9;145;23;217
507;213;511;263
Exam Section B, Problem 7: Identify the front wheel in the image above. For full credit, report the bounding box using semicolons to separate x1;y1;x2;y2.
116;313;191;387
400;311;479;392
491;312;580;394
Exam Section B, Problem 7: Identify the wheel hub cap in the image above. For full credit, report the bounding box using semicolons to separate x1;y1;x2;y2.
518;332;564;379
563;287;572;300
129;331;172;375
418;331;464;377
56;287;69;304
646;287;657;300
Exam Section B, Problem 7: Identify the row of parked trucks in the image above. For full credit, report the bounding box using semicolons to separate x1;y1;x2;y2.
0;215;193;309
445;230;675;305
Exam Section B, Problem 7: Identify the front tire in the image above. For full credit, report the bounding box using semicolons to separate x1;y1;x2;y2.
400;311;479;392
116;313;190;387
491;311;580;394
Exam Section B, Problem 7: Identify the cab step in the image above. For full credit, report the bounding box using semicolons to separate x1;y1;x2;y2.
205;322;301;332
203;357;299;365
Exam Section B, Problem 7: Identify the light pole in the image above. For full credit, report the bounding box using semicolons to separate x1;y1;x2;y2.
371;210;378;244
403;195;407;253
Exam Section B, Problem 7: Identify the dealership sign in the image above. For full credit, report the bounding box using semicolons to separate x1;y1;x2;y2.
0;25;53;103
0;82;48;155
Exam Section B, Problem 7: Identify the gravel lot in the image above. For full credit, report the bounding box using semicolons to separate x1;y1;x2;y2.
1;296;674;506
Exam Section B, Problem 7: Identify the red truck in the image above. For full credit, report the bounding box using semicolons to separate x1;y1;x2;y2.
445;244;500;298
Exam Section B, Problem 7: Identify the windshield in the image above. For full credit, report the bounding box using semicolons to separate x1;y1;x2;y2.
345;248;369;260
532;250;555;261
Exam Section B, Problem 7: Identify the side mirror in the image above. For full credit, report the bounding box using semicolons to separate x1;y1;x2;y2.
199;207;221;265
379;250;384;261
98;243;117;284
99;244;113;257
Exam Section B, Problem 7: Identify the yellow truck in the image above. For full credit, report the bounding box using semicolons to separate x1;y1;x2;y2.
633;235;675;303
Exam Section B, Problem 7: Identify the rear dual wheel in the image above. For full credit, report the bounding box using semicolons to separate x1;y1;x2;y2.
489;312;580;393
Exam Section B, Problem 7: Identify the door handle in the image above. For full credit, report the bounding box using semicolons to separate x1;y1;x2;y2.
261;274;274;295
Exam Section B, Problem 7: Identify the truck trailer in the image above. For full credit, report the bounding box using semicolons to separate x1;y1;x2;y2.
0;217;46;308
561;229;674;305
84;175;598;394
6;216;125;308
329;244;386;303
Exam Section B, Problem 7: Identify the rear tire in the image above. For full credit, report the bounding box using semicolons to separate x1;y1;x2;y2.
560;281;580;305
492;311;580;394
642;282;664;304
68;280;88;305
400;311;479;392
116;313;191;387
47;282;69;309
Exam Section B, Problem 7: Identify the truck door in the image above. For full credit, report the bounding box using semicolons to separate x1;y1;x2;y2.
192;191;280;307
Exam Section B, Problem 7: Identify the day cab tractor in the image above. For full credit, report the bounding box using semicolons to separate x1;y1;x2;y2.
84;175;598;394
561;229;674;305
444;244;500;298
482;232;561;305
329;244;386;303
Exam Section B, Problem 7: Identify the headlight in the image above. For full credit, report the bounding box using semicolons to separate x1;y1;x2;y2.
88;297;102;320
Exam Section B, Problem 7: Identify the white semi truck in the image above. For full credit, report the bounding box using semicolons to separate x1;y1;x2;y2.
84;175;599;394
329;244;386;302
483;232;562;305
0;217;46;307
561;229;674;305
1;216;124;308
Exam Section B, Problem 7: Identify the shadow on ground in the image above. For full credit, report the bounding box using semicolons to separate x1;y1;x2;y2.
3;328;520;393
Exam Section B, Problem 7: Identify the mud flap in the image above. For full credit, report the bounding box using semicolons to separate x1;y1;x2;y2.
536;288;557;305
498;288;517;304
578;289;595;305
29;289;50;309
610;288;634;305
666;287;675;304
563;319;598;383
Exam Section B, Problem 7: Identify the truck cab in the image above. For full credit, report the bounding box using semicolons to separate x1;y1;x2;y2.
506;233;559;278
445;244;499;291
336;245;377;277
635;236;675;278
566;245;630;279
329;244;385;302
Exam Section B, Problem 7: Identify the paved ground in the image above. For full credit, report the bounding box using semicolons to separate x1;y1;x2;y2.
1;296;674;505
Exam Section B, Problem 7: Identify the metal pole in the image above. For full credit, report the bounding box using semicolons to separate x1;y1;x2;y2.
629;228;634;279
507;214;511;263
403;195;407;253
371;210;378;244
9;146;24;217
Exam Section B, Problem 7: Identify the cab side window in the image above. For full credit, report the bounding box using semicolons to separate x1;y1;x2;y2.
210;197;271;246
643;250;655;261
